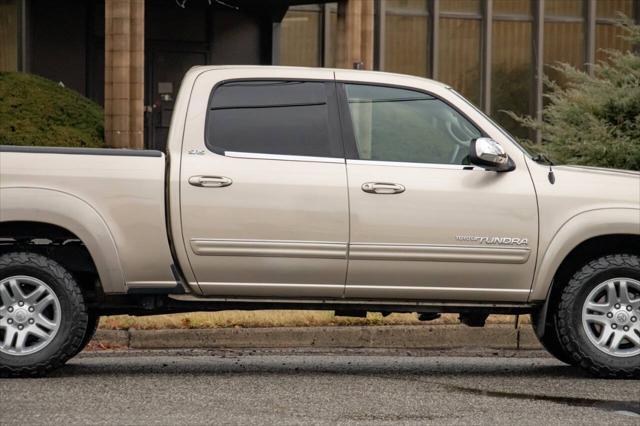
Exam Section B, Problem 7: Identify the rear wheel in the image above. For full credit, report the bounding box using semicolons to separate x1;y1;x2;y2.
554;254;640;378
0;252;88;378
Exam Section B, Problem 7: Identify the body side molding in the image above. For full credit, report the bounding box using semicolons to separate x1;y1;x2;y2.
349;243;531;264
190;239;347;259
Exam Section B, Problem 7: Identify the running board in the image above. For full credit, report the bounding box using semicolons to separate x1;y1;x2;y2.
167;294;535;315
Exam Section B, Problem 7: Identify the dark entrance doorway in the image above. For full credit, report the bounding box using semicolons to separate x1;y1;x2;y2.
147;44;207;151
145;0;212;151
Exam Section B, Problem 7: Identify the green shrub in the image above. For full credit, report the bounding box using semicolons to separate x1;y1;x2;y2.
507;18;640;171
0;72;104;148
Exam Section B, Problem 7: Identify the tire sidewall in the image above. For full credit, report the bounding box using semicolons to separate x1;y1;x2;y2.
72;313;100;357
531;307;575;365
564;264;640;371
0;259;87;369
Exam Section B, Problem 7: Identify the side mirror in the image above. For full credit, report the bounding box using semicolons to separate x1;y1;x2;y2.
469;138;515;172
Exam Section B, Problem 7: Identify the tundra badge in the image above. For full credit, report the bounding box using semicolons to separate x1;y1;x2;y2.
455;236;529;246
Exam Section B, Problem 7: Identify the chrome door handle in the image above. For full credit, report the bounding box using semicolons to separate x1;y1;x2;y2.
361;182;405;194
188;175;233;188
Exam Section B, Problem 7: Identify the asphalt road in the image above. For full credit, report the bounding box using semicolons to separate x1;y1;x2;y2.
1;349;639;425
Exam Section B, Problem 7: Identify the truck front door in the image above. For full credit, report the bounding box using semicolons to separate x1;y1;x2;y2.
335;75;538;302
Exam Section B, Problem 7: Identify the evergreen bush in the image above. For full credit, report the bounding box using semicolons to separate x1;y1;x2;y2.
507;18;640;171
0;72;104;148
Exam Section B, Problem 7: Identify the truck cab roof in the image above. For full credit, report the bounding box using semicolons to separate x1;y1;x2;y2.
183;65;452;90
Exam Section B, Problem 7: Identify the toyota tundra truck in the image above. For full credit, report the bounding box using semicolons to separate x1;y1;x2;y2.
1;66;639;378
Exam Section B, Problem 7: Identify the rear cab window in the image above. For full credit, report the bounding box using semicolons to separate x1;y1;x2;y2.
205;80;343;158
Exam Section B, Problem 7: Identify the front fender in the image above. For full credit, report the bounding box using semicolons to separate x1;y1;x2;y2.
0;187;127;293
529;208;640;301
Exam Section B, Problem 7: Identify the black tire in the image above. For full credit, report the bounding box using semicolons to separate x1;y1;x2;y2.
531;309;576;365
554;254;640;379
0;252;88;378
71;312;100;357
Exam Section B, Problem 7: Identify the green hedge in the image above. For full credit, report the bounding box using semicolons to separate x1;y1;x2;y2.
0;72;104;148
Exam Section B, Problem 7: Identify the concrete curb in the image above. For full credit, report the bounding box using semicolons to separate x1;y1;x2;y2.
93;324;542;350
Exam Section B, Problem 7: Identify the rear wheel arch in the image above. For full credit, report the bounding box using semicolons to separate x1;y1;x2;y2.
0;187;126;294
0;221;102;301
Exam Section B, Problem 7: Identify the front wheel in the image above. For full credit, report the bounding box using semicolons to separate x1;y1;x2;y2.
71;312;100;357
531;308;575;365
0;252;88;378
554;254;640;378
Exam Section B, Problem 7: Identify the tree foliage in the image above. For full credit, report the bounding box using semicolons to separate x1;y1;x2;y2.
508;18;640;171
0;72;104;148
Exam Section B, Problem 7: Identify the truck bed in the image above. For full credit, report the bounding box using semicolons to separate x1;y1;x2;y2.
0;145;176;292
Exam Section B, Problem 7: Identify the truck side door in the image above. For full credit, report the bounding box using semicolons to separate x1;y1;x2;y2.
335;73;538;302
179;69;348;297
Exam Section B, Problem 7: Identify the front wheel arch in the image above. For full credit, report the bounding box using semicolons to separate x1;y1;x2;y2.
533;234;640;339
530;209;640;303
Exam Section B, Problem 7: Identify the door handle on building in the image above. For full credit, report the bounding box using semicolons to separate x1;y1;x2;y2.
188;176;233;188
361;182;405;194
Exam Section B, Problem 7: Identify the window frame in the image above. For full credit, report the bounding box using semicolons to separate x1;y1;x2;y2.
204;78;346;161
335;81;488;167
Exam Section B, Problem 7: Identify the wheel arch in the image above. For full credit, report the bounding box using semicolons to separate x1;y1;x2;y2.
530;208;640;303
0;187;126;294
529;208;640;338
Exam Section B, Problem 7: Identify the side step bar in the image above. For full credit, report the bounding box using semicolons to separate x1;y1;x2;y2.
166;294;536;315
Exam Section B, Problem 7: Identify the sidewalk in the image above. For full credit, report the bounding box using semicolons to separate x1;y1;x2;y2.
91;324;542;351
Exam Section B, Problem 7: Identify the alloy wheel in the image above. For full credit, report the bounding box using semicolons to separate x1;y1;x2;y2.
582;278;640;357
0;275;61;356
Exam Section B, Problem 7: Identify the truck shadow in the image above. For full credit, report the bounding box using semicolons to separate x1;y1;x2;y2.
58;350;590;379
53;354;640;417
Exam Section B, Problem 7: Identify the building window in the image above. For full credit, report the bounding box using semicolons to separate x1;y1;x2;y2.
384;0;430;77
491;0;532;138
544;0;584;88
596;0;635;62
0;0;19;72
324;3;338;67
438;0;482;106
278;3;338;68
279;5;323;67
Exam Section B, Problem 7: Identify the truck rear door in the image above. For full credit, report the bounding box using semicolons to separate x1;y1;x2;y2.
179;68;348;297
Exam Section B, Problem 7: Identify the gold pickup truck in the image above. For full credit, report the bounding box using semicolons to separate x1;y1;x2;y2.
1;66;639;378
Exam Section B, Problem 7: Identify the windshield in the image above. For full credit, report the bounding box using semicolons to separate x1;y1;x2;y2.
447;89;537;158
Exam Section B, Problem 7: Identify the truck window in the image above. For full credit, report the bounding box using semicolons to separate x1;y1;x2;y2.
344;84;481;165
206;80;341;158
